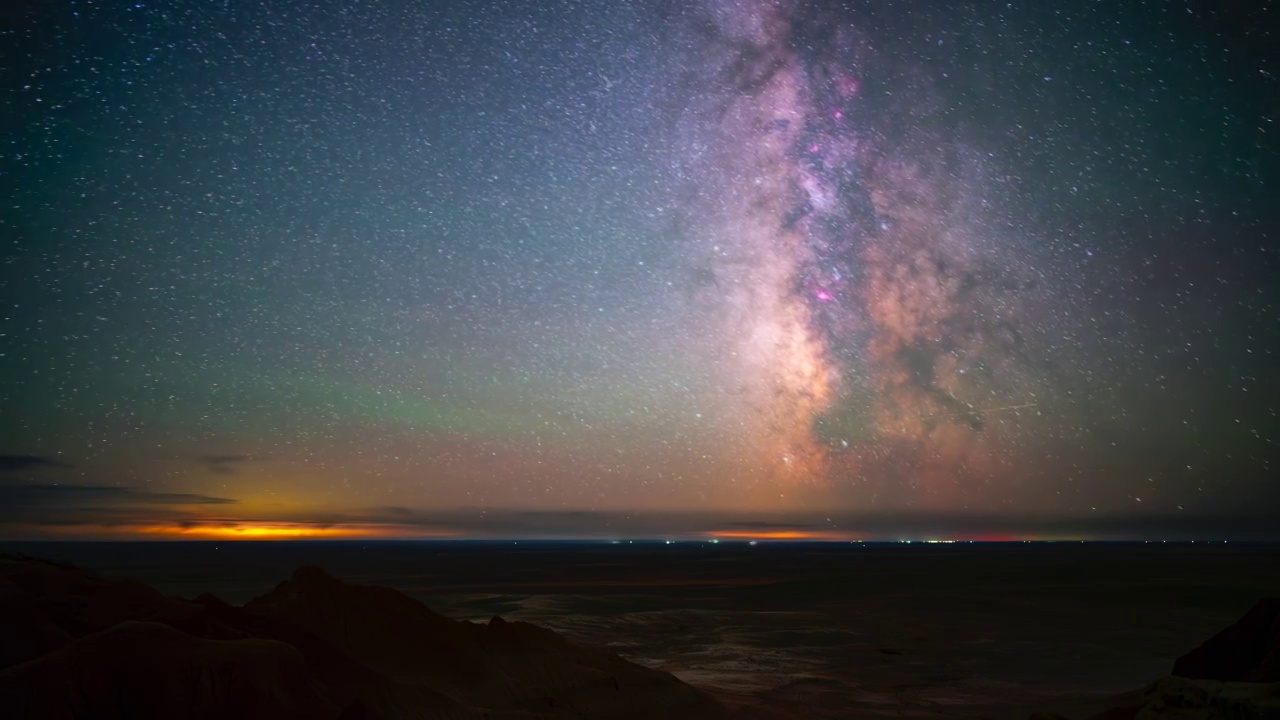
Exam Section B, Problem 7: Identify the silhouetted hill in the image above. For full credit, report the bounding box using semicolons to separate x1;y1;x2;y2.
1173;598;1280;683
0;555;728;719
2;620;337;719
1032;598;1280;720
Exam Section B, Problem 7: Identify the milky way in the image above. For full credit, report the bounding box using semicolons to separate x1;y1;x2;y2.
2;0;1275;533
670;3;837;494
666;1;1077;506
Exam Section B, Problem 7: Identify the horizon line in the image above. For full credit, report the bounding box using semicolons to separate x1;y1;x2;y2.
3;536;1274;544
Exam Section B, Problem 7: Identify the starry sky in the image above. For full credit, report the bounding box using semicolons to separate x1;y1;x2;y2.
2;0;1276;540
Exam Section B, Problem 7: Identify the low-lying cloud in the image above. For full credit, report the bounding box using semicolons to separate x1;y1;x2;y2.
0;455;71;471
0;481;237;531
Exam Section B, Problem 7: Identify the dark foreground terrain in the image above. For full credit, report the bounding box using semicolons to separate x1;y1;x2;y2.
3;541;1279;719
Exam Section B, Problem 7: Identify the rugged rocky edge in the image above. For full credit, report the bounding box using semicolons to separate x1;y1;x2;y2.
1173;599;1280;684
1032;598;1280;720
0;555;728;719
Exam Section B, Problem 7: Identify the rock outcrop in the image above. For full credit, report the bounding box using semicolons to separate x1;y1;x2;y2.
1173;599;1280;683
0;554;728;720
1031;599;1280;720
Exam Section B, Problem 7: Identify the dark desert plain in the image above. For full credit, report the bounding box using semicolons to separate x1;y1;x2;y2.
3;0;1279;717
4;539;1280;719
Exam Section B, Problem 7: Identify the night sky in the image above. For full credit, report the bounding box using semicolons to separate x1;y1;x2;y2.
2;0;1276;540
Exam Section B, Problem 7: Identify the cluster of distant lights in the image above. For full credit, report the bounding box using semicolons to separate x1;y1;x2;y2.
120;526;1240;544
596;539;1234;545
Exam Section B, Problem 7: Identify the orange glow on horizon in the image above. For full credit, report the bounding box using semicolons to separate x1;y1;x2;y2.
3;518;1082;543
126;522;461;540
707;529;850;541
136;523;375;539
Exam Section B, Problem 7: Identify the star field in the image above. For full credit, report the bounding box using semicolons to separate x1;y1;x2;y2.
1;0;1276;538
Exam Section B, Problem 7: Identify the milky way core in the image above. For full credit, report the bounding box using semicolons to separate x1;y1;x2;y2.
672;3;838;492
670;1;1075;505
